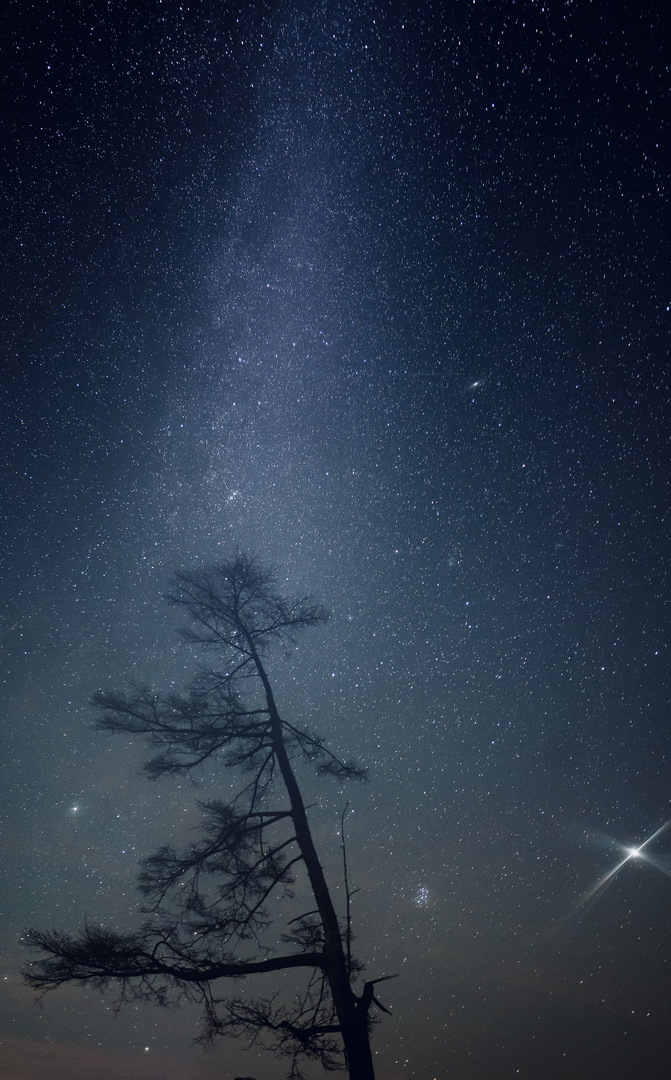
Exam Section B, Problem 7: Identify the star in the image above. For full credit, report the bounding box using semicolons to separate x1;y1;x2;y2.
564;821;671;925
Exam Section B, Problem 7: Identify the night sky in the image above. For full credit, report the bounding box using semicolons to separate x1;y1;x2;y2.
2;1;670;1078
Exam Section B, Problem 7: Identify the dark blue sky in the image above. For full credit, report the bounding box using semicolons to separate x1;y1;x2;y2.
2;2;670;1078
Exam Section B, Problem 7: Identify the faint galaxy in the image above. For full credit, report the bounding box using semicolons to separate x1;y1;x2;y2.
1;1;670;1078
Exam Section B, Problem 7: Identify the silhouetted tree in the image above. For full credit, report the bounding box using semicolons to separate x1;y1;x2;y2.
24;554;393;1080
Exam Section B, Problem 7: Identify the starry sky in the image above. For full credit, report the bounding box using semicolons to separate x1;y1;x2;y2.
1;1;670;1078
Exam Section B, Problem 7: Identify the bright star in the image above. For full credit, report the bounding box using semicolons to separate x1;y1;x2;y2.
563;820;671;926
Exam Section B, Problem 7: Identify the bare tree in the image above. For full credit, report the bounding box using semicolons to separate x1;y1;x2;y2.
24;554;393;1080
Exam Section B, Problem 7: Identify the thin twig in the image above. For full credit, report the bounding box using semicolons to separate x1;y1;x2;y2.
341;802;352;977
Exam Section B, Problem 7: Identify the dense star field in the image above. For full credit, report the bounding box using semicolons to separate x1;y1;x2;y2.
1;1;669;1078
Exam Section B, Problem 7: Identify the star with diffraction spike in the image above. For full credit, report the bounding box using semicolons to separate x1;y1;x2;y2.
564;820;671;925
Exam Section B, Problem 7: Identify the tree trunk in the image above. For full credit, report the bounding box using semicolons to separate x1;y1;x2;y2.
252;646;376;1080
338;995;377;1080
